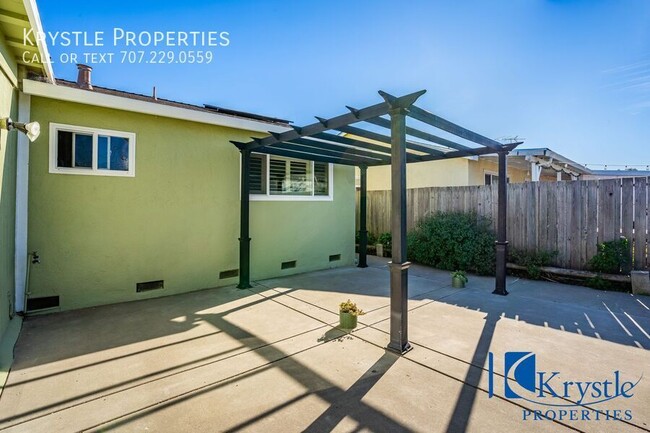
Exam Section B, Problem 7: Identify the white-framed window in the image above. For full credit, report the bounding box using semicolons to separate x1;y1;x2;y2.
484;171;510;186
49;123;136;177
250;153;333;201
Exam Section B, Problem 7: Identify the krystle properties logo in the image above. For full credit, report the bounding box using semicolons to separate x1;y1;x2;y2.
488;351;642;422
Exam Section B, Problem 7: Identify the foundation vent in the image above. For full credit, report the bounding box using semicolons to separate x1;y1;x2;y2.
136;280;164;293
281;260;297;270
329;254;341;262
26;296;60;311
219;269;239;279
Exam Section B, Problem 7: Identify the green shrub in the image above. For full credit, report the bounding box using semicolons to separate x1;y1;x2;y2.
589;237;631;274
407;212;496;275
356;232;378;245
377;232;392;249
586;276;612;291
510;249;557;280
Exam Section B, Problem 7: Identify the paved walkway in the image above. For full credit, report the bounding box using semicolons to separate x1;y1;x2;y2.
0;256;648;432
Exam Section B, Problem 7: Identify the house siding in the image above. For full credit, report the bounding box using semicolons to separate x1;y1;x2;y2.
28;97;354;310
467;159;529;185
366;158;471;191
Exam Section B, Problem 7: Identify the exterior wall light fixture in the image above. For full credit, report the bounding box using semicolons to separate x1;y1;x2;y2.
1;117;41;142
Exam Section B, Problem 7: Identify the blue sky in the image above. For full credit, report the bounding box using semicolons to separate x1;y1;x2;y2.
37;0;650;167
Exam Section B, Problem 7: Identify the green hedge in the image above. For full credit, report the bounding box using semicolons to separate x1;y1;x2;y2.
407;212;496;275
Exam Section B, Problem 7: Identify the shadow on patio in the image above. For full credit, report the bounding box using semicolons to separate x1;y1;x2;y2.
0;258;648;432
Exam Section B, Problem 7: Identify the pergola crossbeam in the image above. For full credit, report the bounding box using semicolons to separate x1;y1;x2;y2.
285;137;391;164
407;105;503;150
274;142;384;165
255;146;362;166
364;115;474;153
310;132;422;163
237;90;432;152
418;141;522;162
335;125;441;158
311;132;390;155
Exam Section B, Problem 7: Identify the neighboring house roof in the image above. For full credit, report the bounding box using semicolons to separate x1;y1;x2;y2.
587;169;650;178
23;77;291;133
509;148;591;174
0;0;53;83
480;147;591;178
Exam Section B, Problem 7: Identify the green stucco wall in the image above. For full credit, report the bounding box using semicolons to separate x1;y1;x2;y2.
28;96;355;311
0;34;18;366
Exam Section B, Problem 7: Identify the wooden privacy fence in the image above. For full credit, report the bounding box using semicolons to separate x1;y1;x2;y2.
356;177;649;271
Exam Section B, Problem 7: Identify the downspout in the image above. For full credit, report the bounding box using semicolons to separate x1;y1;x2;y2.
14;93;30;313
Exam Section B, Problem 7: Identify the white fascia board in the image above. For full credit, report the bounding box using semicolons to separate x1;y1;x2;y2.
22;79;291;134
23;0;55;81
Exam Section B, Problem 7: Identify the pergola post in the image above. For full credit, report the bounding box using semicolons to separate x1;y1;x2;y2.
387;106;411;354
493;150;509;295
358;165;368;268
238;149;252;289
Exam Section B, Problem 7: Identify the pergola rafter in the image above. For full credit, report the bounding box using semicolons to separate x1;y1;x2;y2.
231;89;522;354
363;115;475;153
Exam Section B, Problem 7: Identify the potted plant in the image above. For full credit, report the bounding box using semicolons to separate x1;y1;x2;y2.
339;299;365;329
451;270;468;288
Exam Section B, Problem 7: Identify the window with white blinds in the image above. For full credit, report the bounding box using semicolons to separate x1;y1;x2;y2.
250;154;266;194
249;154;332;199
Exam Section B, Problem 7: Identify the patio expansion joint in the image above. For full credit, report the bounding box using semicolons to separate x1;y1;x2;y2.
4;275;646;432
0;298;338;431
249;280;650;433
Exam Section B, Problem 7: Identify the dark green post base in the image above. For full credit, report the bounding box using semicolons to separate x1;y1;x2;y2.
358;230;368;268
358;165;368;268
387;261;411;354
493;241;508;296
238;149;252;290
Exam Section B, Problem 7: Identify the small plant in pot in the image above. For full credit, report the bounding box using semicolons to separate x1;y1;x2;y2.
339;299;365;329
451;270;468;288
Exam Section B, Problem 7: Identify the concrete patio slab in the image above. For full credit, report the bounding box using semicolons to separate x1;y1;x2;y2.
0;256;648;432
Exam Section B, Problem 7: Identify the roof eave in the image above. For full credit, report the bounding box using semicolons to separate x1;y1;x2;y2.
23;79;290;134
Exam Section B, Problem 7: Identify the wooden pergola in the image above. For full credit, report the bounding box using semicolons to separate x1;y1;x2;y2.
232;90;521;354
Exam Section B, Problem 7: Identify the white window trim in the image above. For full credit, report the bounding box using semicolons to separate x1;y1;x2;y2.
49;122;136;177
484;170;510;184
248;154;334;202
